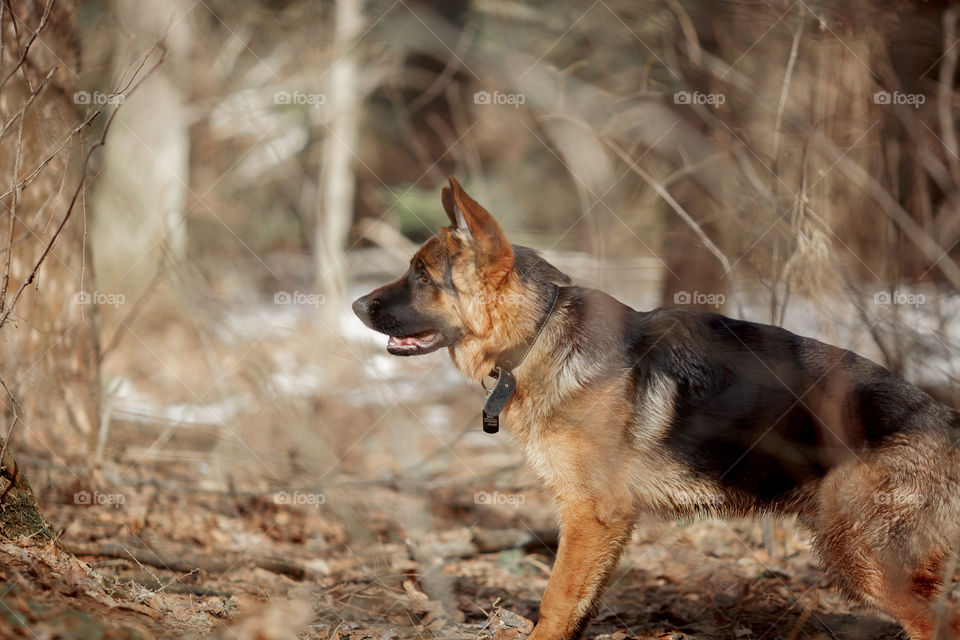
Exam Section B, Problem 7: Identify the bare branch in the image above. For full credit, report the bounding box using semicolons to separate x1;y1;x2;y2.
0;0;53;92
603;137;734;275
0;48;166;330
938;6;960;184
771;5;804;174
1;101;25;311
0;65;54;141
0;375;24;472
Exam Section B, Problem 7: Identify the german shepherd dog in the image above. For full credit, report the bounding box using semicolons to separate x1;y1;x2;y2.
352;177;960;640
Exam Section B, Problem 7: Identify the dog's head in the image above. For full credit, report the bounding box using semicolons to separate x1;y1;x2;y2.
352;177;516;357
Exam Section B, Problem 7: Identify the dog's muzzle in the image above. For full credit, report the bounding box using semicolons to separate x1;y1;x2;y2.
351;294;377;329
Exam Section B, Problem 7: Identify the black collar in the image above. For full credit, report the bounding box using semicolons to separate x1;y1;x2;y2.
492;284;560;373
481;284;561;434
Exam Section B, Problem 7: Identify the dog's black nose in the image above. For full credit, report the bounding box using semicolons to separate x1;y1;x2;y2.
352;294;377;327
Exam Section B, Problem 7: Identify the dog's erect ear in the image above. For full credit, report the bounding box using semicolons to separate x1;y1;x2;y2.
442;176;513;285
441;184;470;237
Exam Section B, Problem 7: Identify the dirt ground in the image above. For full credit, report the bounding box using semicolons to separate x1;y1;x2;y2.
0;449;921;640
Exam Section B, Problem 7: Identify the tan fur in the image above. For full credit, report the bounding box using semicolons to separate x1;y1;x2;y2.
809;432;960;639
528;498;635;640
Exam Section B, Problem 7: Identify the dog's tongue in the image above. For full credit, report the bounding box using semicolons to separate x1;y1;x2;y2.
387;331;437;348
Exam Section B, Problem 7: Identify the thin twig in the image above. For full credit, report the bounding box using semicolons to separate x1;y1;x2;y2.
0;85;115;205
665;0;701;68
696;31;960;290
603;137;733;274
784;594;816;640
63;541;308;580
0;375;24;471
827;140;960;291
1;106;25;311
406;24;474;115
938;6;960;184
659;151;728;189
0;0;53;92
0;66;55;141
0;49;166;330
771;5;804;175
0;2;6;84
0;21;160;204
100;260;165;359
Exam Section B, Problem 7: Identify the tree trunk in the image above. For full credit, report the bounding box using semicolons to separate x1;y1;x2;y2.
0;0;97;540
91;1;191;314
315;0;365;324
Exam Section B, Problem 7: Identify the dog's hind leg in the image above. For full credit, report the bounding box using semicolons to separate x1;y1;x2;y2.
817;539;955;639
528;498;635;640
810;447;960;640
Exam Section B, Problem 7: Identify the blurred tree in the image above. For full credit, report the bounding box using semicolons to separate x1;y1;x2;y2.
316;0;364;321
92;1;191;296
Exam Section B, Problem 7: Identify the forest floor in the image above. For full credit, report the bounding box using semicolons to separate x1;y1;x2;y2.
0;451;917;640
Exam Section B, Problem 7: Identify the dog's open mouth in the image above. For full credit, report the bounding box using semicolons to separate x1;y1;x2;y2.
386;330;444;356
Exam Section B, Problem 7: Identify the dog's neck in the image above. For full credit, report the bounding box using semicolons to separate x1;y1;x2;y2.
489;284;559;375
477;284;561;433
449;280;561;383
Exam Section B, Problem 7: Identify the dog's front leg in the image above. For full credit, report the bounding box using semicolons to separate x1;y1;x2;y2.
529;498;635;640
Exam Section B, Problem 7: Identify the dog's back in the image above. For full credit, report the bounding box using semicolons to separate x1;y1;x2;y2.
623;305;960;506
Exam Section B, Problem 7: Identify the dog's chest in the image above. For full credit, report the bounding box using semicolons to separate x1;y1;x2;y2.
518;426;726;512
505;373;730;515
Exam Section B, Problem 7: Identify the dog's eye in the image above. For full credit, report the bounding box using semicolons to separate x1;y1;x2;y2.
419;272;431;284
